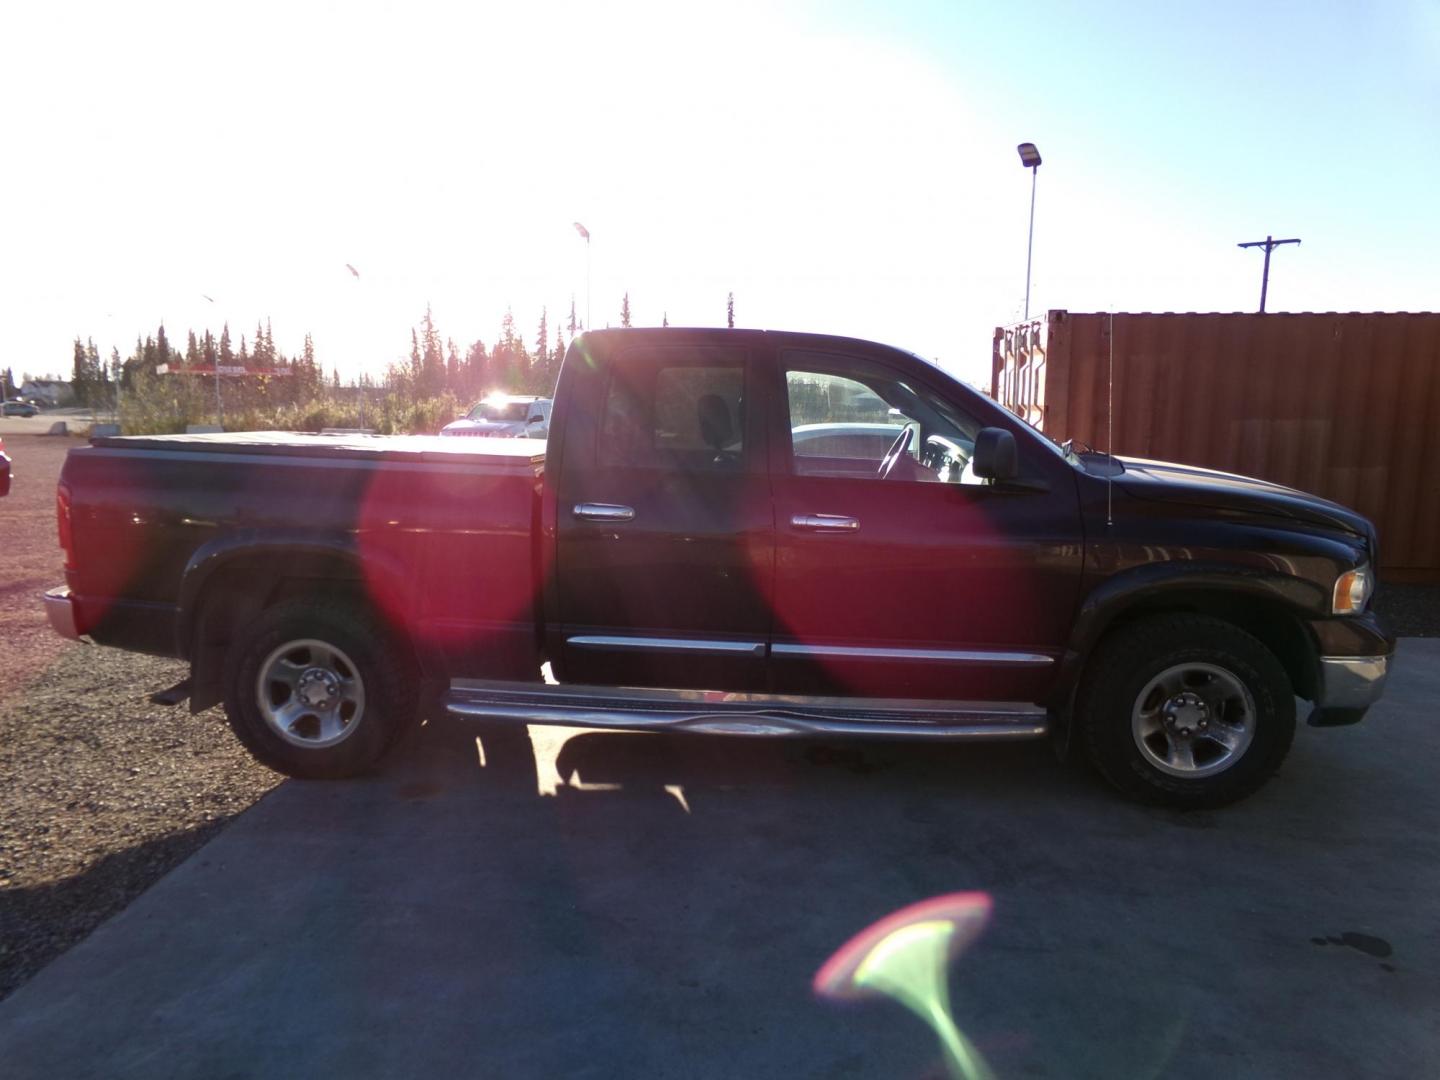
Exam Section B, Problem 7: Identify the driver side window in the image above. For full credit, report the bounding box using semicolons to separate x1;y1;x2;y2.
782;352;984;484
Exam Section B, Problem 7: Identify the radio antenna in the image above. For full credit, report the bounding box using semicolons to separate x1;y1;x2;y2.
1106;311;1115;528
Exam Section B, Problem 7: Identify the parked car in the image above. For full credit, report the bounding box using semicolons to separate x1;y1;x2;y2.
789;422;904;473
441;395;551;439
2;400;38;417
45;328;1392;807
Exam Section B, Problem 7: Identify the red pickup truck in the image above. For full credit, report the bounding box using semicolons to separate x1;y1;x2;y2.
45;328;1392;806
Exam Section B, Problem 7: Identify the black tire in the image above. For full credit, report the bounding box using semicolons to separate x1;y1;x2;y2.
222;598;418;779
1077;614;1296;808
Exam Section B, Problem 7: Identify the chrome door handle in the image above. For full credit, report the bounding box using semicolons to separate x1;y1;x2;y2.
791;513;859;532
574;503;636;522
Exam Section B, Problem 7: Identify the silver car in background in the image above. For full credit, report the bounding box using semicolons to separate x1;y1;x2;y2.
441;395;552;439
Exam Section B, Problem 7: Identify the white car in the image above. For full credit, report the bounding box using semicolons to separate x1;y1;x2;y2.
441;395;552;439
790;421;903;460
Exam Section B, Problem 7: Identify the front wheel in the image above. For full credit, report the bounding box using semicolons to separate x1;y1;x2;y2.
222;599;417;779
1077;615;1296;808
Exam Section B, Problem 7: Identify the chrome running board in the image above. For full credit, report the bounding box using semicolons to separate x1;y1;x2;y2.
445;680;1049;741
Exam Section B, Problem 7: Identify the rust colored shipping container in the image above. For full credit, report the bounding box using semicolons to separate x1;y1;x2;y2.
993;311;1440;579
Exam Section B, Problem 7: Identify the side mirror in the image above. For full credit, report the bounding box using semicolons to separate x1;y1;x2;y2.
971;427;1018;481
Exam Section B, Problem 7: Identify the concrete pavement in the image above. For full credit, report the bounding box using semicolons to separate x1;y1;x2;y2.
2;641;1437;1078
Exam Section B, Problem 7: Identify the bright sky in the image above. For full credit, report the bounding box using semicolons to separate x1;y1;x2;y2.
4;0;1437;388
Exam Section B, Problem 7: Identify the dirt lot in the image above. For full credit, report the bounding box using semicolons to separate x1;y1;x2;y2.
0;435;278;1001
0;432;1432;1005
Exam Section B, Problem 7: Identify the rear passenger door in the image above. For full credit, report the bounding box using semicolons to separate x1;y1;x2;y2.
553;343;774;690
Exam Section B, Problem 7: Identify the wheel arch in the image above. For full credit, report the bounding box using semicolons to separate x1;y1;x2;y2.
1060;563;1324;710
179;534;419;713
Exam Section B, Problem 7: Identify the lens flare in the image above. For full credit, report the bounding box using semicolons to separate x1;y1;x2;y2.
815;892;994;1080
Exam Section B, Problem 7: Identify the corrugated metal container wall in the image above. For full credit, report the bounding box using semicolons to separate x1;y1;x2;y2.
992;311;1440;579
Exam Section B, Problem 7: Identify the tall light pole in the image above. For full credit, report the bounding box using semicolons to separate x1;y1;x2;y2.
1237;235;1301;313
1017;143;1042;320
573;222;591;330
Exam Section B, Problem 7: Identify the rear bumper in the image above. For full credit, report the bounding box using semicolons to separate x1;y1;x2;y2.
43;586;82;640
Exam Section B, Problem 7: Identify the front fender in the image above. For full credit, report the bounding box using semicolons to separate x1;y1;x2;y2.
1069;560;1328;657
1048;560;1330;714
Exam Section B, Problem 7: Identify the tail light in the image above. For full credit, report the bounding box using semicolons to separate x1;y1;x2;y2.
57;481;75;571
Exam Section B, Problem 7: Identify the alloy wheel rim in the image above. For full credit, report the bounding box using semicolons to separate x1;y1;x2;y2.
256;638;366;748
1131;662;1255;778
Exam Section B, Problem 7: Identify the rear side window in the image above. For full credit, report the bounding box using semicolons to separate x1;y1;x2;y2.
599;347;747;470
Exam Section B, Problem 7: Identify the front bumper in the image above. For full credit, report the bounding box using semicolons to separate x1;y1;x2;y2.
1310;655;1389;726
43;585;82;641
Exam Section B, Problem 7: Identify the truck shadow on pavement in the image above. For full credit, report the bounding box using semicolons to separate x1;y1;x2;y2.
392;712;1093;813
0;816;240;1003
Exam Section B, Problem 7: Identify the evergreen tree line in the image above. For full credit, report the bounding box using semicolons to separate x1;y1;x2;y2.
69;290;734;433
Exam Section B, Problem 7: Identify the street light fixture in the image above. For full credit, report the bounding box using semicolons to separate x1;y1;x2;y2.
573;222;591;330
1017;142;1042;320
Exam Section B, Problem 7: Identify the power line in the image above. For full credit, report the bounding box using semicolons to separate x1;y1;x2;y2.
1237;235;1301;313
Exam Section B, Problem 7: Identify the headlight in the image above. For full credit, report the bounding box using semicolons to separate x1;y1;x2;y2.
1333;565;1374;615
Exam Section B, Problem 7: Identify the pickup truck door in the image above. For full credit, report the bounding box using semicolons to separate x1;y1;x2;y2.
552;343;774;690
767;347;1083;702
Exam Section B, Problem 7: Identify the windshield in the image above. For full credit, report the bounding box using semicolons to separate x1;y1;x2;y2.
467;401;530;422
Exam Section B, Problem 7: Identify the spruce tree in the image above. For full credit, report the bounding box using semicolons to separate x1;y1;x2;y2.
621;292;632;327
536;307;548;366
85;339;103;393
727;292;735;328
419;304;445;397
567;297;578;337
72;338;90;404
465;339;489;399
298;333;320;402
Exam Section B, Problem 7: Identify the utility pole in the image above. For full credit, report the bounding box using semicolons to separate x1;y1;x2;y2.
1237;235;1301;313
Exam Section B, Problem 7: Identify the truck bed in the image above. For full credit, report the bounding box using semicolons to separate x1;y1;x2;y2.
62;430;547;681
88;430;546;470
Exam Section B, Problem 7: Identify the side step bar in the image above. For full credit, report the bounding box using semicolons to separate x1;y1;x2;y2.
445;680;1049;741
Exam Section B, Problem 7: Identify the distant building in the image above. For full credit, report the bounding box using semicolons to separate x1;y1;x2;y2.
18;379;76;407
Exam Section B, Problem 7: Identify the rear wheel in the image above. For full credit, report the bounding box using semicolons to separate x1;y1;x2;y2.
1078;614;1295;808
223;599;417;779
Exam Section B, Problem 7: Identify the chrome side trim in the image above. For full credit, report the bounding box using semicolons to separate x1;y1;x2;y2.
446;679;1049;741
1317;655;1389;710
568;635;766;659
43;586;81;641
772;643;1054;666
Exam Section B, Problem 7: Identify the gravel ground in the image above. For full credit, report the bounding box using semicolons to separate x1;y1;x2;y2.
0;435;278;1002
0;432;1434;1005
1373;581;1440;637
